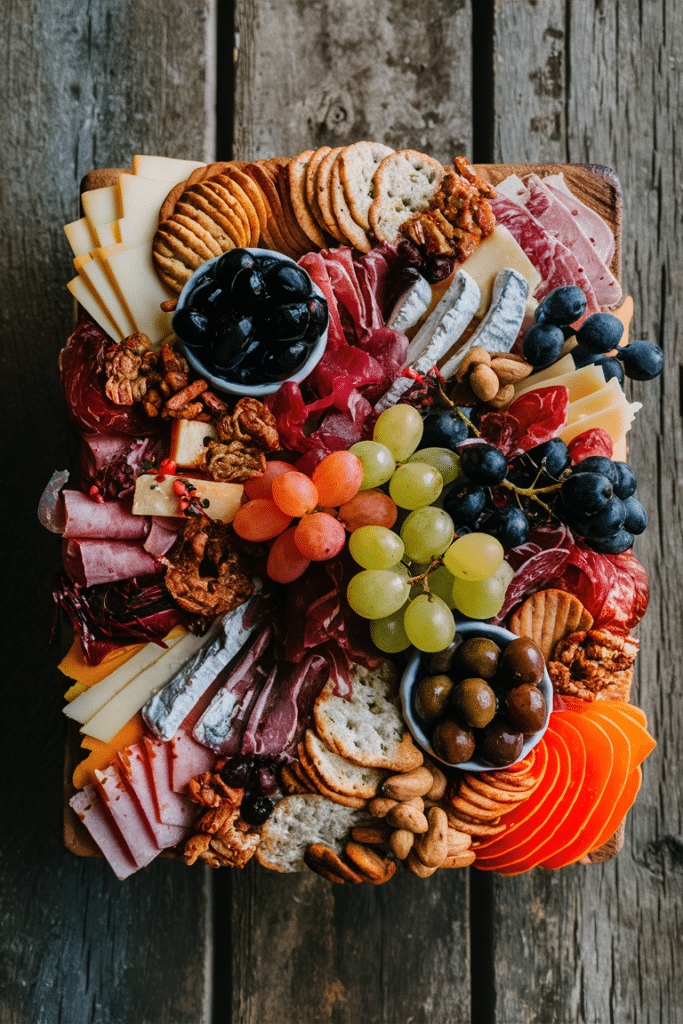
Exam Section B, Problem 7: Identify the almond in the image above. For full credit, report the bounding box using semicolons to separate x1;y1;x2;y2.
389;828;415;860
386;802;429;833
382;766;434;800
487;384;516;408
490;355;533;384
469;363;500;402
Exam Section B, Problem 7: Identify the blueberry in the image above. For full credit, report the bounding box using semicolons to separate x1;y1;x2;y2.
585;529;634;555
172;307;210;351
265;263;311;304
535;286;587;326
613;462;638;500
561;471;613;515
443;482;488;525
575;312;624;354
523;321;566;369
622;495;648;535
212;248;255;289
477;506;530;550
240;796;275;826
420;410;469;451
617;340;664;381
572;456;619;486
460;443;509;486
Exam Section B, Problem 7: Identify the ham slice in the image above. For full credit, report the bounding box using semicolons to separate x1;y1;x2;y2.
542;174;616;265
117;743;191;849
491;192;600;325
170;729;216;794
62;537;158;587
62;489;149;539
70;784;139;879
522;175;621;308
143;736;199;828
143;520;178;557
94;764;160;868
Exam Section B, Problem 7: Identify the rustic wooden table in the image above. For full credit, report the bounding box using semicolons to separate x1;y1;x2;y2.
2;2;681;1022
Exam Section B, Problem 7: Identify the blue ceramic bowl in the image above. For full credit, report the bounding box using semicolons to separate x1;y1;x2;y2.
174;248;328;398
400;619;553;772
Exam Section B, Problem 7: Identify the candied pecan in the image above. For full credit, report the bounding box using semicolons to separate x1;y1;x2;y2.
202;390;229;416
162;517;254;620
199;440;267;482
453;156;497;198
188;770;243;808
143;388;163;418
400;163;495;263
216;397;279;452
197;801;240;835
166;379;209;412
159;340;189;377
104;333;154;405
548;629;639;702
208;825;260;868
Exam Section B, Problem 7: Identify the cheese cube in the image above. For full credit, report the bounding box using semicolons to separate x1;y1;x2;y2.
169;420;218;469
132;474;243;522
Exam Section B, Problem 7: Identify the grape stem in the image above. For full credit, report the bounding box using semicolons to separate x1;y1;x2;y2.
406;558;442;589
499;478;562;516
428;373;482;438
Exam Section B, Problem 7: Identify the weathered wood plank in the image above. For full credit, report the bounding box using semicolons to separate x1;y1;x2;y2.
0;3;214;1022
233;0;473;164
229;3;473;1022
490;2;683;1022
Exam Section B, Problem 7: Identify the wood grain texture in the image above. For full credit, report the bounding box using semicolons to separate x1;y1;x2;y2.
0;2;214;1022
491;2;683;1022
233;0;472;164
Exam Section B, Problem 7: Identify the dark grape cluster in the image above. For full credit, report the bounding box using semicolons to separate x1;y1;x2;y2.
523;286;663;383
172;249;328;386
557;456;647;553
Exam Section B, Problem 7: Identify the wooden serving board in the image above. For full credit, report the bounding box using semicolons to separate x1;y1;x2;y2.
63;161;622;863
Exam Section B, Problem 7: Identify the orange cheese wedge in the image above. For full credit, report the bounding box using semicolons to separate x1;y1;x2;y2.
72;712;146;790
60;637;148;700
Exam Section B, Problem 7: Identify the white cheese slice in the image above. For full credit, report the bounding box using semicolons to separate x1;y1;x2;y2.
93;220;121;248
92;243;139;332
116;174;173;247
63;632;187;724
132;474;244;522
169;419;218;469
67;275;124;341
440;267;528;379
81;626;220;743
514;363;606;404
566;376;623;424
76;255;137;336
459;225;541;317
386;275;432;334
133;155;205;184
64;217;98;258
513;353;576;394
82;185;120;230
559;395;641;445
103;243;175;343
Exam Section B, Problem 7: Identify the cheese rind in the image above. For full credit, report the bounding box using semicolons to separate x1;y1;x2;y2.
132;474;243;522
459;225;541;317
76;255;136;336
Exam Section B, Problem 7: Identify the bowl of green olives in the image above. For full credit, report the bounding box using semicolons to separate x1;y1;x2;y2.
399;620;553;771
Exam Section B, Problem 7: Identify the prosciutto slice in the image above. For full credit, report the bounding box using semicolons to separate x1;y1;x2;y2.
543;174;616;265
491;192;600;325
62;490;149;540
62;537;158;587
241;654;329;758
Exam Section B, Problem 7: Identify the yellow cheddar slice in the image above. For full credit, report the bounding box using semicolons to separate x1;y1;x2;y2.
515;363;607;405
67;275;124;341
132;474;243;522
102;243;175;343
459;225;542;318
133;154;205;184
64;216;98;258
72;713;146;790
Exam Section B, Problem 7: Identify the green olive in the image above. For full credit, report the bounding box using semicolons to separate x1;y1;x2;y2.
457;637;501;680
451;677;497;729
500;637;545;689
506;684;546;734
415;674;454;722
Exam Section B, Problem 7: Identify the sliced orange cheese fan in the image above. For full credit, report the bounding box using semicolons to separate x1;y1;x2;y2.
60;637;148;700
473;740;550;854
72;712;146;789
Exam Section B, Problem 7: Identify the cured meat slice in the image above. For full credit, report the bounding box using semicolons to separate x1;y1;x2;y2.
170;727;217;794
70;785;139;880
542;174;616;265
117;742;191;849
491;192;600;325
523;175;621;308
62;490;150;539
62;538;158;587
94;764;160;867
143;736;199;828
143;520;178;557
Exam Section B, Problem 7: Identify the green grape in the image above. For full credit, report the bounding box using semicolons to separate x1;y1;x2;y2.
443;532;504;581
492;558;514;588
400;506;455;562
403;594;456;653
347;569;410;619
408;447;460;485
348;525;405;569
389;462;443;510
390;561;411;580
373;405;424;461
451;574;507;620
424;565;458;609
349;440;396;489
370;603;411;653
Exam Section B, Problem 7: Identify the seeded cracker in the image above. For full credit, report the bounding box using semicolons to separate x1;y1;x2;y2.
369;149;444;243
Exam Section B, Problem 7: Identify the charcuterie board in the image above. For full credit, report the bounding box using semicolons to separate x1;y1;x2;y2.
52;149;656;881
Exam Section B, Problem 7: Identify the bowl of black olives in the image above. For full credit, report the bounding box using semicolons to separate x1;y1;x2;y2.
400;621;553;771
172;248;329;396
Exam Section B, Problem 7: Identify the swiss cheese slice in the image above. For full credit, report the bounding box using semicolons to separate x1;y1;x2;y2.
459;225;542;317
64;216;98;258
81;627;220;743
102;243;175;343
513;353;576;394
515;363;606;405
133;154;205;184
132;474;243;522
67;275;124;341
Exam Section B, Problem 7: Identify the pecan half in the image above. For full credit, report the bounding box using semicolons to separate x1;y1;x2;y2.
216;397;279;452
548;629;639;702
199;440;267;482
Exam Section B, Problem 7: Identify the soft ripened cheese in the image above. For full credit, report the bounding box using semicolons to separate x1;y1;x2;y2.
103;243;175;343
76;254;136;336
81;185;120;230
67;275;124;341
64;216;98;258
132;474;244;522
169;419;218;469
459;225;542;317
82;626;220;742
513;353;576;394
515;363;606;404
566;376;623;424
133;154;205;184
116;174;173;247
559;394;641;445
64;631;187;725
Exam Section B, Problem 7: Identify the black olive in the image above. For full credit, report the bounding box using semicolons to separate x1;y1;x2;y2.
190;279;225;315
240;796;275;826
266;302;310;342
219;758;253;788
262;340;309;380
212;314;254;370
172;307;210;351
212;249;256;289
265;262;311;304
478;719;524;767
231;267;266;311
305;296;329;340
